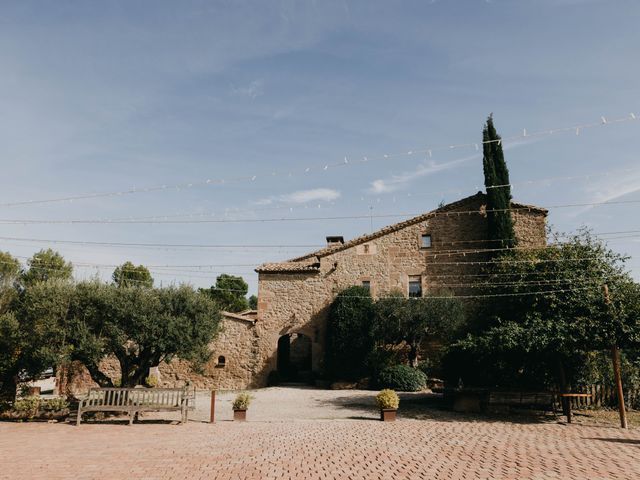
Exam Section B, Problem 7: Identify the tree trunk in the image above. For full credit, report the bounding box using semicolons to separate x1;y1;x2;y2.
556;357;569;416
408;343;419;368
80;361;114;387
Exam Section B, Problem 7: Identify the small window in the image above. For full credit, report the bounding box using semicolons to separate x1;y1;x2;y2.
217;355;226;367
421;234;432;248
363;244;370;254
408;276;422;298
361;280;371;292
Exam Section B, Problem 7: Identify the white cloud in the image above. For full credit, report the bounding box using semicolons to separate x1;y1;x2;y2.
256;188;341;206
369;154;480;194
568;166;640;218
281;188;341;204
587;168;640;204
367;138;540;194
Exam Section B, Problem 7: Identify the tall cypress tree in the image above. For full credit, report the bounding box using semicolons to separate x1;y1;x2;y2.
482;115;516;248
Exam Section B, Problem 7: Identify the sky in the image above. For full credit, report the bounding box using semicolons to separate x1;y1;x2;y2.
1;0;639;294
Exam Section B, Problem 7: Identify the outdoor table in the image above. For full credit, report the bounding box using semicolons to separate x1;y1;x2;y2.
558;393;592;424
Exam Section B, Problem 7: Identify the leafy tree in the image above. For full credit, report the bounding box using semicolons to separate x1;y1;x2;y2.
0;280;75;400
0;312;22;400
374;291;465;367
482;115;516;248
69;282;220;387
325;286;375;380
248;294;258;310
112;261;154;288
0;251;21;285
446;230;640;390
203;274;249;312
0;252;20;314
21;249;73;285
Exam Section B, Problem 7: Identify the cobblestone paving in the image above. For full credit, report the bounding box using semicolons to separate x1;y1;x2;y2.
2;388;640;479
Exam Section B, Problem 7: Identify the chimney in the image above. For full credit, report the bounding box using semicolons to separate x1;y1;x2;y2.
326;236;344;246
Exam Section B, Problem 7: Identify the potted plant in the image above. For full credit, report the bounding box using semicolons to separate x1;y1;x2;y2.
232;393;252;421
376;389;399;422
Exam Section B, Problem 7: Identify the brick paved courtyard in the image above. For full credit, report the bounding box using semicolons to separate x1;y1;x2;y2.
2;388;640;479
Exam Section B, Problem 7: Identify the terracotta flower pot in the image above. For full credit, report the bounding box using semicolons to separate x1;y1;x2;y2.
380;409;397;422
233;409;247;421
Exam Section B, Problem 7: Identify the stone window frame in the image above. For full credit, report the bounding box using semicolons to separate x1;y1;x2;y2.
359;276;375;296
357;242;377;255
408;275;423;298
216;355;226;368
419;232;433;249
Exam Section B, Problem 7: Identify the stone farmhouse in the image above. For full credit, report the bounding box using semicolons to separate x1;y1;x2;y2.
154;192;547;390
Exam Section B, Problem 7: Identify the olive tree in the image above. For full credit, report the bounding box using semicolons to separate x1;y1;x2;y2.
69;282;220;387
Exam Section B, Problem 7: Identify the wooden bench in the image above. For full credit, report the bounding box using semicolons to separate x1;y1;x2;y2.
488;391;556;412
76;386;195;426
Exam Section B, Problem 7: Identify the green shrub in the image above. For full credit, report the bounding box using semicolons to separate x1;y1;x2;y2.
376;389;400;410
145;375;158;388
375;365;427;392
113;377;122;387
12;396;40;419
41;398;69;412
232;393;253;410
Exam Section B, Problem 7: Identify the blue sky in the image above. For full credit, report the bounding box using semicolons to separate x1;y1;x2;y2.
1;0;639;293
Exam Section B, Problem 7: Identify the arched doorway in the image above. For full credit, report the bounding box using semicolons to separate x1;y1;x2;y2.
277;333;312;382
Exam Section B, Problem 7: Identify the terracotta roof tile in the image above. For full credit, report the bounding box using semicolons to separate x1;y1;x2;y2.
255;257;321;273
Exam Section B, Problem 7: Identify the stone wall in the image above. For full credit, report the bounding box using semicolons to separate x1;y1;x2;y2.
157;316;259;390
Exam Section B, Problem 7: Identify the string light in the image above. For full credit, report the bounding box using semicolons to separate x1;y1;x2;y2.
0;112;636;209
330;285;600;300
6;163;635;226
0;236;323;249
3;198;640;225
0;258;620;294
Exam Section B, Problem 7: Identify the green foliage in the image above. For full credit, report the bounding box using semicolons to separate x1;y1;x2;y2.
203;274;249;313
0;312;21;398
145;375;159;387
373;291;465;367
325;286;375;380
446;230;640;389
40;397;69;412
0;251;21;286
6;396;69;420
376;389;400;410
232;392;252;410
248;294;258;310
69;282;221;388
0;280;75;400
112;261;153;288
375;365;427;392
482;115;516;249
21;249;72;286
12;396;40;419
